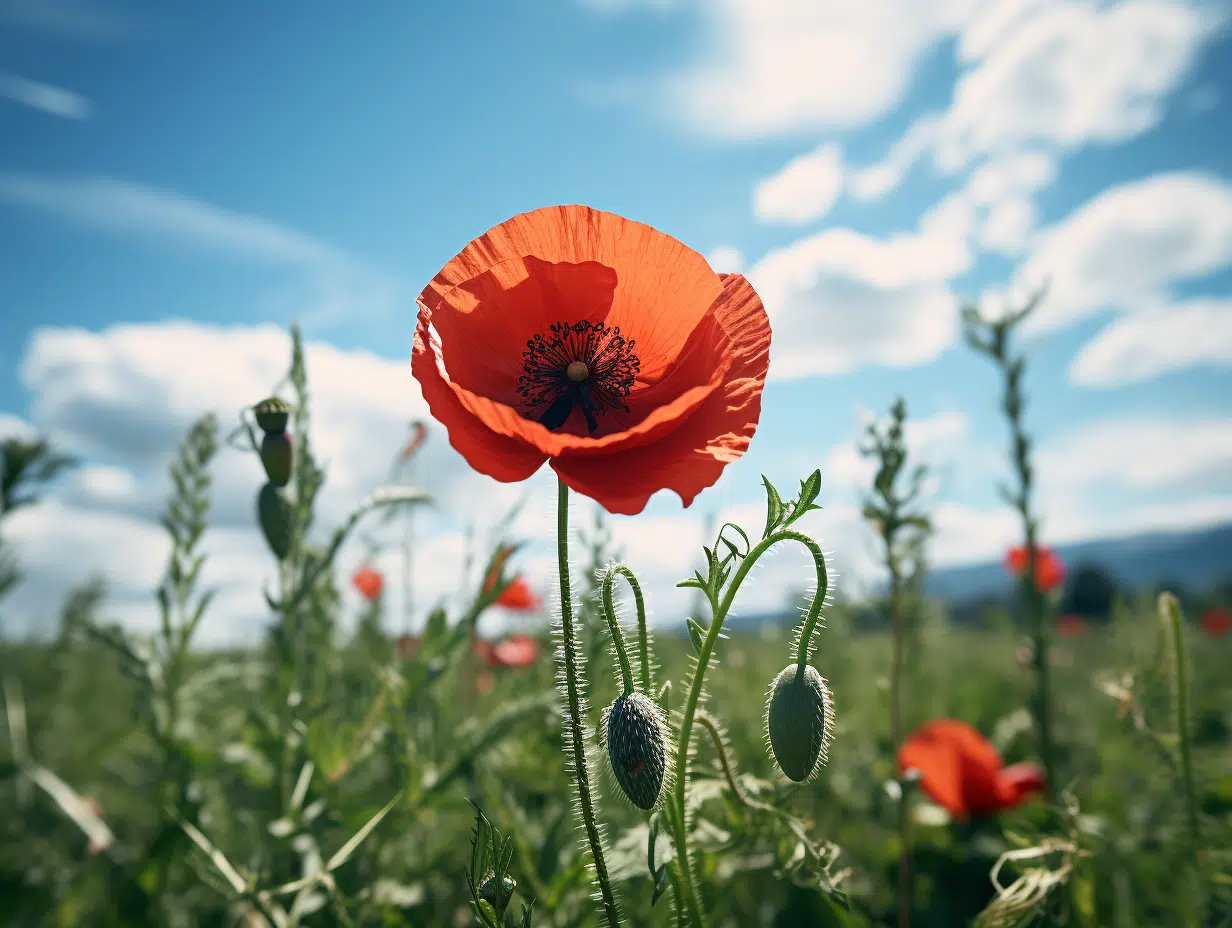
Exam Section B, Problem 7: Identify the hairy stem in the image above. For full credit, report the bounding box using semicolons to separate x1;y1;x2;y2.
889;566;911;928
601;565;649;696
671;528;827;927
556;479;621;927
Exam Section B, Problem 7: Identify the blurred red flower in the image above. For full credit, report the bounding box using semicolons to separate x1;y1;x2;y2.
1055;614;1087;638
1004;545;1066;593
1201;607;1230;638
495;575;542;612
352;566;384;602
493;633;539;668
898;719;1045;820
472;633;540;669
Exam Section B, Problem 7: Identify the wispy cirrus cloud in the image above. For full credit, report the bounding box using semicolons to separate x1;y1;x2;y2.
0;172;407;329
0;72;91;119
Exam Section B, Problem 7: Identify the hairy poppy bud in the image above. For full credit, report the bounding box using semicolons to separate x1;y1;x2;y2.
257;482;293;560
478;874;515;914
259;430;293;487
606;691;668;810
253;397;290;435
766;663;833;782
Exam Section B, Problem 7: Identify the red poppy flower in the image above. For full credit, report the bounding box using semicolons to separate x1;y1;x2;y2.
1004;545;1066;593
493;633;539;668
352;566;384;602
495;575;542;612
1055;614;1087;638
412;205;772;515
898;719;1045;820
1201;607;1230;638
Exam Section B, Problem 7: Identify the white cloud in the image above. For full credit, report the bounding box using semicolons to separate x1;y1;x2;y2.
849;0;1223;200
938;0;1218;170
705;245;744;273
0;414;35;440
0;173;405;330
918;149;1057;255
1016;171;1232;335
748;226;968;378
1070;299;1232;387
754;142;843;224
0;72;91;119
1037;418;1232;492
849;115;942;201
665;0;982;139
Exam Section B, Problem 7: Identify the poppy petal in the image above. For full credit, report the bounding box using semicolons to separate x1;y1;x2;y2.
420;205;723;383
412;312;549;483
551;273;771;514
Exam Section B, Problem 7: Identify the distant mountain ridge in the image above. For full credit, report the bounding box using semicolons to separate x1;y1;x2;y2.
924;522;1232;601
701;522;1232;634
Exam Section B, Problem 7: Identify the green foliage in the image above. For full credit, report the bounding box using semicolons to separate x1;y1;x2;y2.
0;323;1227;928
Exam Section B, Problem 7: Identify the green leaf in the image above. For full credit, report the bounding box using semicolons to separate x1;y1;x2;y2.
784;470;823;528
651;865;671;907
324;791;401;872
686;617;707;654
761;475;784;539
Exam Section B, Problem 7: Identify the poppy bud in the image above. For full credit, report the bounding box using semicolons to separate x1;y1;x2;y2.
253;397;290;435
478;874;516;914
259;430;293;487
606;691;668;810
766;663;833;782
257;481;293;560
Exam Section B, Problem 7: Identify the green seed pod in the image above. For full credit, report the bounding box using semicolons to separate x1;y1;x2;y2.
766;662;833;782
478;874;515;914
257;482;293;560
606;691;668;810
259;430;293;487
253;397;290;435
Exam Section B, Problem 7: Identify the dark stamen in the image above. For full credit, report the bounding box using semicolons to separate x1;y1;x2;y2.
517;320;640;434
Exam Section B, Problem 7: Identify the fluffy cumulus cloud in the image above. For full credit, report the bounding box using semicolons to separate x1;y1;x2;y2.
664;0;983;138
937;0;1218;170
747;226;969;378
1070;299;1232;386
852;0;1222;197
1015;171;1232;335
3;321;542;641
753;142;843;225
705;245;744;273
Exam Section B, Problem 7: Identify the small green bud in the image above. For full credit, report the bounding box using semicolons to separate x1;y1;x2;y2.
607;691;668;810
478;873;516;914
253;397;290;434
259;430;293;487
257;482;293;560
766;663;833;782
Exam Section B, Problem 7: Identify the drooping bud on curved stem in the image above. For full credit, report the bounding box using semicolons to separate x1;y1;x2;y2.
600;564;652;696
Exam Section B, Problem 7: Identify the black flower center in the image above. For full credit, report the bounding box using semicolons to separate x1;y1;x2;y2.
517;320;640;434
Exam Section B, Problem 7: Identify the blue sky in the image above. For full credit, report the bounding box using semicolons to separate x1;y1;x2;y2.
2;0;1230;642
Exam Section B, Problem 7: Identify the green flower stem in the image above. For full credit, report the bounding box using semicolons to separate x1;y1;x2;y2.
1159;594;1200;862
671;528;828;928
556;479;621;927
601;565;650;696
